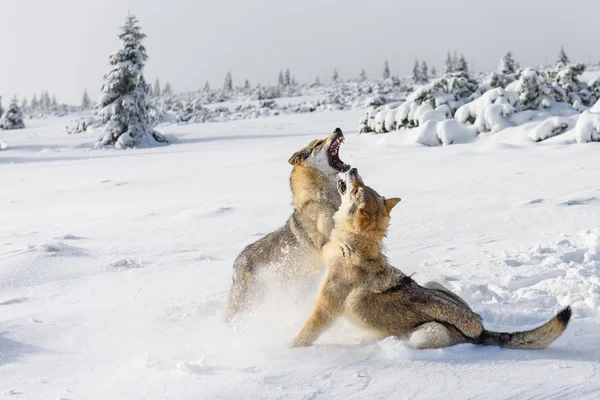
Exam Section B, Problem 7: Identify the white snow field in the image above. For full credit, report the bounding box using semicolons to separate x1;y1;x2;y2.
1;111;600;399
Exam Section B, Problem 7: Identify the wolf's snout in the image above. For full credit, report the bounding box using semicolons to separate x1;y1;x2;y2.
349;168;358;176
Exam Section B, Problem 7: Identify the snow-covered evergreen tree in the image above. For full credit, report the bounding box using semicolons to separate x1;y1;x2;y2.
312;76;321;87
557;46;570;67
163;81;173;97
499;51;517;74
383;60;391;80
421;61;429;83
81;89;91;109
444;52;453;74
332;69;339;82
0;96;3;118
96;13;167;148
452;52;460;71
431;66;437;77
244;79;251;90
514;68;554;110
51;95;57;108
153;78;161;97
0;96;25;130
412;59;421;83
359;68;367;81
40;91;51;110
456;55;468;73
30;94;38;111
223;71;233;91
21;97;27;111
203;81;211;93
278;70;285;87
284;69;291;86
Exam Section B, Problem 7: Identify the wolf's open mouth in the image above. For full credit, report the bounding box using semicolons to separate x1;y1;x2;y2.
337;179;347;195
328;132;350;172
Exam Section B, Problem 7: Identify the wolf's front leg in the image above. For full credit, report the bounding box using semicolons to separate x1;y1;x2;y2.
291;299;338;347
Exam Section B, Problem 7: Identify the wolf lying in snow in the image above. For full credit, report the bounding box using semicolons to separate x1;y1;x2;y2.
226;128;350;320
291;168;571;349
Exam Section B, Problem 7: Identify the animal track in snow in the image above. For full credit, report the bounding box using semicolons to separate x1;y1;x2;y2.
0;297;28;306
559;197;598;206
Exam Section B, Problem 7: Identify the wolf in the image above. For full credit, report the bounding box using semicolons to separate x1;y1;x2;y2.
225;128;351;320
291;168;571;349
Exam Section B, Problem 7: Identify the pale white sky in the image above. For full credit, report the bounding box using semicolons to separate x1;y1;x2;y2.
0;0;599;105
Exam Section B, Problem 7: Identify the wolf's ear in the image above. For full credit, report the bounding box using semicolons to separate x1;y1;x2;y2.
288;149;310;165
353;209;371;231
288;140;319;165
384;198;401;214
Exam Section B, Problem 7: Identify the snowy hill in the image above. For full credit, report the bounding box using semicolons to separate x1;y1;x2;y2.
1;111;600;399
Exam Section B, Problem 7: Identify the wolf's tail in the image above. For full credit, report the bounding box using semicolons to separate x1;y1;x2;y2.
475;306;571;349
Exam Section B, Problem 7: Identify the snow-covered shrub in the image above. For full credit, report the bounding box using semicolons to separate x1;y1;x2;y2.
0;98;25;130
394;71;478;129
96;14;168;149
455;88;518;134
409;118;476;146
574;100;600;143
65;116;101;134
437;119;477;145
549;63;592;106
509;68;555;110
528;117;571;142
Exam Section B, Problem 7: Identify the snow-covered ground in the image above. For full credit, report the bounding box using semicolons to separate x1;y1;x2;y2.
1;111;600;399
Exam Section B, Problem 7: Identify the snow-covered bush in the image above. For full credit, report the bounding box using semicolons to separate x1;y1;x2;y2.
509;68;556;110
574;100;600;143
455;88;518;133
96;14;168;149
0;98;25;130
548;63;593;106
65;116;102;134
528;117;571;142
393;71;479;129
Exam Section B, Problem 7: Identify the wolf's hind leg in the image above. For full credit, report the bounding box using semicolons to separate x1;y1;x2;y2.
225;256;262;321
408;322;466;349
423;281;470;309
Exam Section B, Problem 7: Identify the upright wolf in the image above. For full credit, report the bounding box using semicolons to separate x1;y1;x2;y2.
292;168;571;349
226;128;351;320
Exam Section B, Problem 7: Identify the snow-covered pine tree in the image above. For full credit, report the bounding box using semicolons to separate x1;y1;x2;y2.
444;52;453;74
223;71;233;91
557;46;570;67
97;13;167;148
284;69;291;86
421;61;429;83
431;66;437;77
359;68;367;81
0;96;3;118
40;91;51;111
312;76;321;87
203;81;211;92
499;51;517;74
81;89;91;109
30;94;38;111
0;96;25;130
452;52;459;72
21;97;27;111
412;59;421;83
383;60;391;80
51;95;57;108
332;69;339;82
163;81;173;97
456;55;468;73
153;78;161;97
244;79;251;90
278;70;285;87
